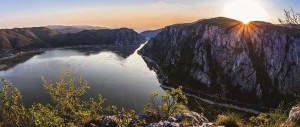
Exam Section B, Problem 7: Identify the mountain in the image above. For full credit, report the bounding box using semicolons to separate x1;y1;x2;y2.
140;29;163;39
47;25;108;34
0;27;61;49
139;17;300;106
48;28;146;47
0;27;146;58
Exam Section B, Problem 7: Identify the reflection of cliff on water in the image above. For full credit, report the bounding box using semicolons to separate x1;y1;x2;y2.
68;45;140;58
0;45;140;71
0;52;44;71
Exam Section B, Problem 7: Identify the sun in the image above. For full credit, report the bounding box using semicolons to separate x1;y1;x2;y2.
223;0;268;24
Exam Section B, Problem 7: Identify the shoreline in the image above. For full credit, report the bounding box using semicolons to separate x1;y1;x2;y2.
161;85;261;115
1;44;270;114
0;44;143;61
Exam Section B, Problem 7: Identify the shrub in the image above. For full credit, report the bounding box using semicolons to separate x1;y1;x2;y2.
249;103;288;127
42;71;106;126
0;71;136;127
0;79;30;127
29;103;64;127
143;86;189;120
249;112;287;127
215;112;243;127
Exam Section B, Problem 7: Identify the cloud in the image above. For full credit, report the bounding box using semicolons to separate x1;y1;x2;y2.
158;1;167;4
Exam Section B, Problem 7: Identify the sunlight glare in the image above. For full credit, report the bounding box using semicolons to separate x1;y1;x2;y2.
223;0;268;24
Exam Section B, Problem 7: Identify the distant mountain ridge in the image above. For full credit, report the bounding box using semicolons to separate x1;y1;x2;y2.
0;27;60;49
46;25;108;34
140;29;163;39
49;28;146;47
0;27;146;58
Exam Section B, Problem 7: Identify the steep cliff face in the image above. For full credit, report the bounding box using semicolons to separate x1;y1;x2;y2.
140;17;300;105
49;28;146;47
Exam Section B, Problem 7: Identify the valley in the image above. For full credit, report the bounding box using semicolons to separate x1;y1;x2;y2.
0;17;300;127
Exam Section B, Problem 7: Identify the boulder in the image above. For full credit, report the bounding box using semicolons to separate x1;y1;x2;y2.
175;111;209;125
287;107;300;125
89;116;118;127
146;111;210;127
88;111;215;127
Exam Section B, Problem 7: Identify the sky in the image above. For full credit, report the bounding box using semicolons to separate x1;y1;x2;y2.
0;0;299;30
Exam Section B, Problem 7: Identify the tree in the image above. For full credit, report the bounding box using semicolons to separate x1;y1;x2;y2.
279;9;300;33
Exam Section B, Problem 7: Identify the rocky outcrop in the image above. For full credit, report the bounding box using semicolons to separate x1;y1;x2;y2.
139;17;300;106
287;107;300;125
145;112;213;127
88;111;216;127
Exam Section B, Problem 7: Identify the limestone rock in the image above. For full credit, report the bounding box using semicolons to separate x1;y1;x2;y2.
140;17;300;104
287;107;300;124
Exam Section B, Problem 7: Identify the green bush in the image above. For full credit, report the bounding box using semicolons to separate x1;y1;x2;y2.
29;103;64;127
0;79;30;127
249;112;287;127
42;71;106;126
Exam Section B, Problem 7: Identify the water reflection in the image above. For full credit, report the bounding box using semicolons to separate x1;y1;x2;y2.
0;52;43;71
0;45;164;112
64;45;140;58
0;46;139;71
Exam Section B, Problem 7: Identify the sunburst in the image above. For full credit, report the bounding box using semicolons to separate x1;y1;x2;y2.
223;0;268;24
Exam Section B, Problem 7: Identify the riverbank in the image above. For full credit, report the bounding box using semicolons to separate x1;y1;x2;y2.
138;53;275;115
0;44;143;71
0;44;144;60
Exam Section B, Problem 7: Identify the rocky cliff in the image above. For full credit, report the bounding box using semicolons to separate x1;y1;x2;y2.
139;17;300;106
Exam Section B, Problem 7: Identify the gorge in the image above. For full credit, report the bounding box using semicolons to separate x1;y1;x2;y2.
139;17;300;108
1;17;300;114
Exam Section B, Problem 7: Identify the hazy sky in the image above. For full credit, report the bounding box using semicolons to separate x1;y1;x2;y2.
0;0;299;30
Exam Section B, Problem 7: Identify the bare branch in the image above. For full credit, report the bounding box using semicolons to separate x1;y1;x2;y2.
279;8;300;33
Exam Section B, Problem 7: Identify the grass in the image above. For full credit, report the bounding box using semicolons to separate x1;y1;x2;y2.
215;112;244;127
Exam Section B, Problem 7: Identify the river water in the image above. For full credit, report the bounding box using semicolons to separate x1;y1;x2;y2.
0;44;165;111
